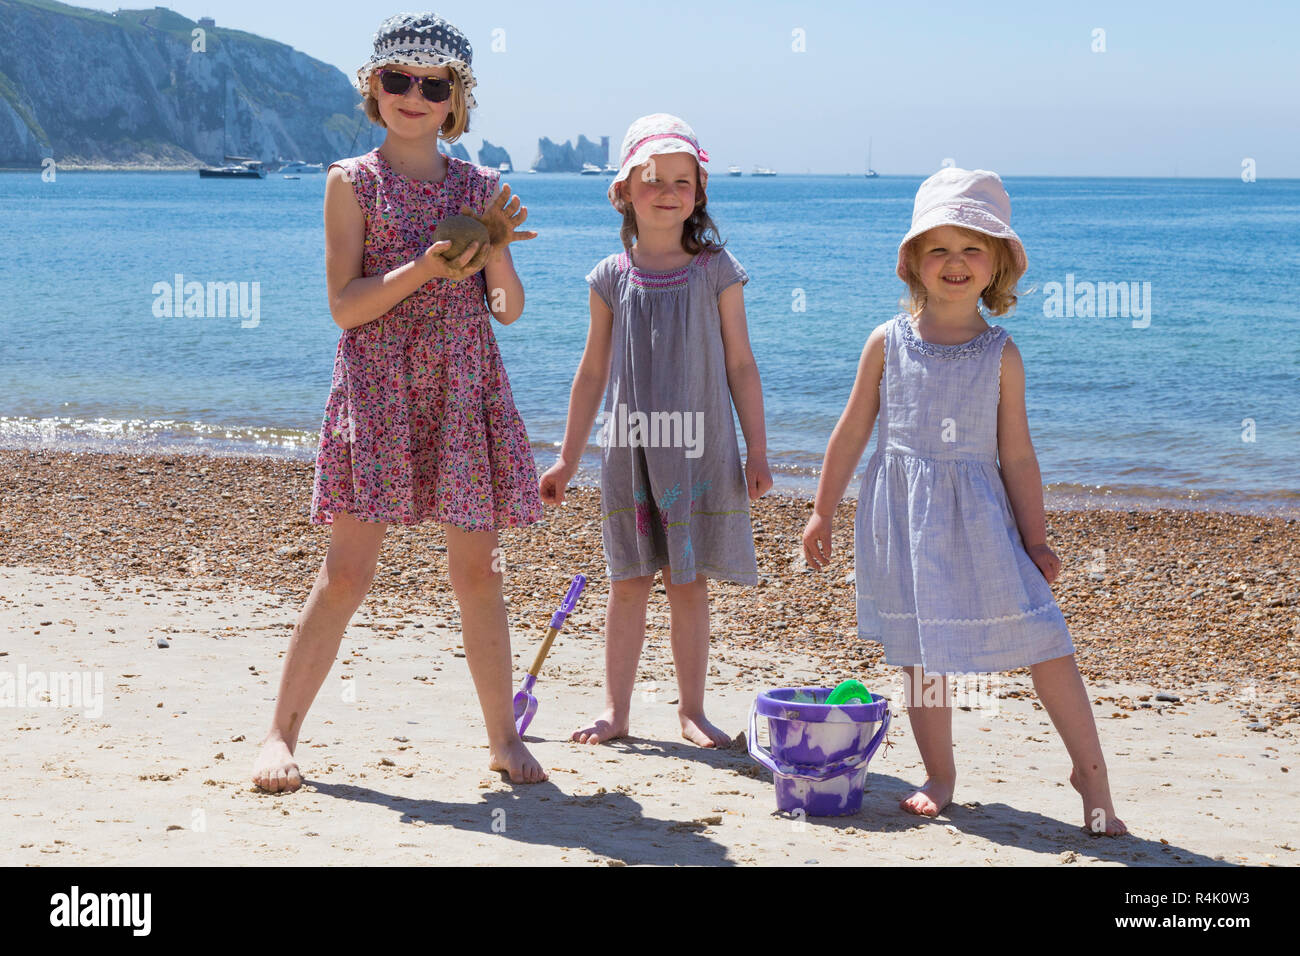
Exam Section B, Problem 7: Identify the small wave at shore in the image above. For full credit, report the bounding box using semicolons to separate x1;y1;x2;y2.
2;415;1296;518
0;415;320;460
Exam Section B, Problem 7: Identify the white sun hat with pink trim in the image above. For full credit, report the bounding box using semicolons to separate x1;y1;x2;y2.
896;167;1027;283
608;113;710;213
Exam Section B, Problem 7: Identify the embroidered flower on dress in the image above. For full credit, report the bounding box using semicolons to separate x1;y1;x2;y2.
658;483;681;510
632;485;651;536
657;483;682;531
689;478;711;509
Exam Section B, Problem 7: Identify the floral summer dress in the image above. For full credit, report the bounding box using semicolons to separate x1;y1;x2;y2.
586;246;758;585
310;149;543;531
853;314;1075;674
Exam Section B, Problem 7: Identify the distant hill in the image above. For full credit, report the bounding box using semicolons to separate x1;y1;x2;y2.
0;0;383;168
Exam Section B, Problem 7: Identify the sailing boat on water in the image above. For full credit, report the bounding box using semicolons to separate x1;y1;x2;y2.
199;156;266;178
199;72;267;179
865;137;879;178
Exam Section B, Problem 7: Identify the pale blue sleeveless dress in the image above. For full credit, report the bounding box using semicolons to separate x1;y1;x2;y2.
854;314;1075;674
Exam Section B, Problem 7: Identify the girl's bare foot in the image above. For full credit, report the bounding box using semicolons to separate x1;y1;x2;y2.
1070;766;1127;836
900;776;955;816
252;735;303;793
572;710;629;744
490;738;547;783
680;711;730;748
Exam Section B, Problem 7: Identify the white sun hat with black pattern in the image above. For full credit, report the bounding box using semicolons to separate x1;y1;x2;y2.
354;12;478;110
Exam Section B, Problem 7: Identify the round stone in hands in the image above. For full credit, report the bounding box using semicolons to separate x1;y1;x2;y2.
433;214;491;260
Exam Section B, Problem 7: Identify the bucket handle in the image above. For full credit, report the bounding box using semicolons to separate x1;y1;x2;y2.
747;699;891;782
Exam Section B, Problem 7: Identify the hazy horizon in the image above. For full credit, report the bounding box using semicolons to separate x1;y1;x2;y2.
53;0;1300;179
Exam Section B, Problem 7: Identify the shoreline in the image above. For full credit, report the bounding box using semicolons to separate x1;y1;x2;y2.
1;446;1296;731
0;164;203;173
1;434;1296;520
3;167;1296;180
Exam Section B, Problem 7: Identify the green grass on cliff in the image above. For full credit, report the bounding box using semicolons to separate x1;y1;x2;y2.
0;68;49;145
6;0;202;36
4;0;296;56
3;0;130;28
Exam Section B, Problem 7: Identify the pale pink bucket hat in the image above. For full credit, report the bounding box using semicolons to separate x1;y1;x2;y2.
607;113;709;213
896;167;1027;283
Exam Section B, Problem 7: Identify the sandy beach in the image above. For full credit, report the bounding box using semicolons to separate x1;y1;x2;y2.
1;448;1296;866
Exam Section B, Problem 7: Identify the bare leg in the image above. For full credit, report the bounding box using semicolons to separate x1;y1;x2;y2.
444;524;545;783
899;666;956;816
252;511;387;793
1029;654;1127;836
573;573;653;744
663;567;728;747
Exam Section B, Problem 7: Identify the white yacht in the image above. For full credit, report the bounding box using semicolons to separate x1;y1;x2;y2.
199;158;267;179
580;163;602;175
278;159;323;174
728;165;742;176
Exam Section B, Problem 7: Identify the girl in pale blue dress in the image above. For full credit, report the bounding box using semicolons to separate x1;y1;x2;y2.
803;168;1127;836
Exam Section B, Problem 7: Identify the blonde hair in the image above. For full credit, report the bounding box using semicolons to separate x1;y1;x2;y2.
899;227;1019;317
359;66;471;142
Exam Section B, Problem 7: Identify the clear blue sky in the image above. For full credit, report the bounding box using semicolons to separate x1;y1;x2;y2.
89;0;1300;177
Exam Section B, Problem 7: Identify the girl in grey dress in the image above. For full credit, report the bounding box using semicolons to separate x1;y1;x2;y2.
540;114;770;748
802;168;1126;836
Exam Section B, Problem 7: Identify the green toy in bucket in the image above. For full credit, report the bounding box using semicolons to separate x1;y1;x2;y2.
825;679;874;706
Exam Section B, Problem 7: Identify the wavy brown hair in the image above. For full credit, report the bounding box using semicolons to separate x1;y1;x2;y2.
899;227;1019;317
614;164;727;254
359;67;470;143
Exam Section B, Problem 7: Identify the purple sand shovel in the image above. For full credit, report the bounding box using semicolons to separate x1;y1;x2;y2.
513;574;587;735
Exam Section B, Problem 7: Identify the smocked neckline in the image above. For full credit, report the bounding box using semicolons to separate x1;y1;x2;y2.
898;314;1001;358
625;249;704;274
372;147;461;186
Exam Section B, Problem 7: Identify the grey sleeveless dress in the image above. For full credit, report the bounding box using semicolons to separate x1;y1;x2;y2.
854;314;1075;674
585;247;758;585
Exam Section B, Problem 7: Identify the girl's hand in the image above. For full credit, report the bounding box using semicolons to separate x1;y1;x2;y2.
802;512;833;570
1026;543;1061;584
420;238;490;282
461;183;537;262
539;461;576;506
745;454;772;500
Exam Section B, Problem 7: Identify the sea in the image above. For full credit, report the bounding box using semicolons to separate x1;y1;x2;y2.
1;169;1297;516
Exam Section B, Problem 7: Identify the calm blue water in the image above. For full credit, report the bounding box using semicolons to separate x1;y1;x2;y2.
1;170;1297;514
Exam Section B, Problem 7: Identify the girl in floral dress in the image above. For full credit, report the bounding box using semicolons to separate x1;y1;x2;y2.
253;13;546;790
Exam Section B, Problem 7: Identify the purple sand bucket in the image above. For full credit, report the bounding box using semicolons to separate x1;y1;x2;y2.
748;687;891;817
